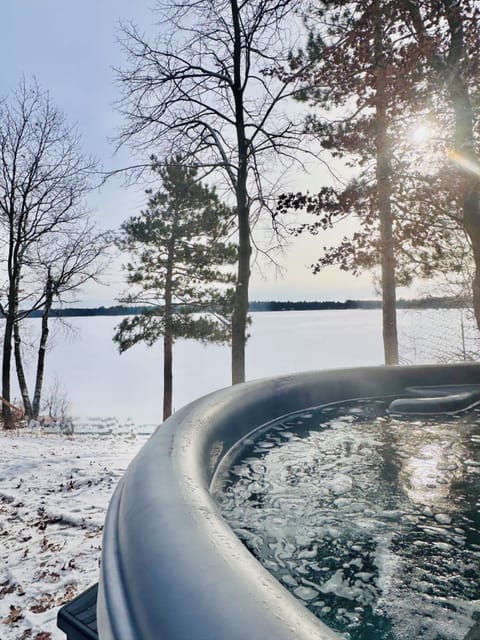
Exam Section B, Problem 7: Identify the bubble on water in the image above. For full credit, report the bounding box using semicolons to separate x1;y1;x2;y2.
325;473;353;495
249;460;266;475
466;459;480;467
281;573;298;587
435;513;452;525
298;546;318;559
320;569;364;602
378;509;404;520
355;572;374;582
294;585;318;601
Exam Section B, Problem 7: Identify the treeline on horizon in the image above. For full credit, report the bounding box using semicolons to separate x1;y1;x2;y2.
24;296;471;318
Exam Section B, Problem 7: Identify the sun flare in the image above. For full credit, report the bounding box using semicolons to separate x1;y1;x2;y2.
448;149;480;176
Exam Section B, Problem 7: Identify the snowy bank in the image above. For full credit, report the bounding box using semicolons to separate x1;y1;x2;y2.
0;430;147;640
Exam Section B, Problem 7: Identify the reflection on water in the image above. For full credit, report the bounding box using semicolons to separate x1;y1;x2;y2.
213;401;480;640
387;417;472;509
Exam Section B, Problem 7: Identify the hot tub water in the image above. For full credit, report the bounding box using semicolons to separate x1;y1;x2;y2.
213;401;480;640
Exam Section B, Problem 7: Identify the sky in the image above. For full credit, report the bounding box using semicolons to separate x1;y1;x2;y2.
1;0;383;305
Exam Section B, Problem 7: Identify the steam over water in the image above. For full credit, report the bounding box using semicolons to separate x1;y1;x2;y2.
213;401;480;640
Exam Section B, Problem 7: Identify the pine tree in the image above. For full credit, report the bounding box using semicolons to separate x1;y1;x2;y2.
114;158;237;420
280;1;479;363
401;1;480;331
280;1;480;365
280;1;433;364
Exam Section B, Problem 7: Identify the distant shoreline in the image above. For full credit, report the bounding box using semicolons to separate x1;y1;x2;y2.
22;296;472;318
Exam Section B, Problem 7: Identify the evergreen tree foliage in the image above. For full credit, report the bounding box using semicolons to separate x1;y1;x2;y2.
280;1;480;362
280;1;418;363
400;1;480;332
114;158;236;420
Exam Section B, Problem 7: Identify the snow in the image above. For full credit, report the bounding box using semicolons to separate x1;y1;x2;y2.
9;308;478;427
0;429;147;639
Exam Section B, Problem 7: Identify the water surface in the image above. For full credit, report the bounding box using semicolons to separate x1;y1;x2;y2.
214;401;480;640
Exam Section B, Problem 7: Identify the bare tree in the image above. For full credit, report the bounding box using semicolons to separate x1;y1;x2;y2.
42;376;71;424
17;223;108;420
116;0;307;384
0;80;98;427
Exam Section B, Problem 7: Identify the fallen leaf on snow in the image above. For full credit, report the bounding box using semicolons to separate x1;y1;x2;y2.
3;604;23;624
0;580;16;597
29;594;54;613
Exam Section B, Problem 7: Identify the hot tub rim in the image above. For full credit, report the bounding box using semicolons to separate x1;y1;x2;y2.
97;362;480;640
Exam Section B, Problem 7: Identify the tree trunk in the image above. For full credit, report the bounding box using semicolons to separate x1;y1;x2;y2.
2;268;21;428
13;320;33;418
163;329;173;421
442;8;480;332
231;179;251;384
163;237;175;421
464;206;480;332
32;277;53;419
230;0;251;385
32;314;50;419
2;315;14;429
373;0;399;365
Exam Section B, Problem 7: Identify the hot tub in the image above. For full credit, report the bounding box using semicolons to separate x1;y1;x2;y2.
95;363;480;640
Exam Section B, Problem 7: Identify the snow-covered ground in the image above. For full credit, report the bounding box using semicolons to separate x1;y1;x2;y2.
0;429;147;639
9;308;479;428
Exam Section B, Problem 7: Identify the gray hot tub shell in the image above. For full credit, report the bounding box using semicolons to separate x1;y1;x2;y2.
97;363;480;640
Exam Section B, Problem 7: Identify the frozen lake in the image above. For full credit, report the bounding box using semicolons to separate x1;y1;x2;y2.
10;308;479;428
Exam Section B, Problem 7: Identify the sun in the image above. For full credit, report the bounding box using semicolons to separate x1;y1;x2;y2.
409;123;433;146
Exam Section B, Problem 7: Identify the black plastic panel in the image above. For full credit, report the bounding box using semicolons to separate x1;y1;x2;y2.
57;583;98;640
